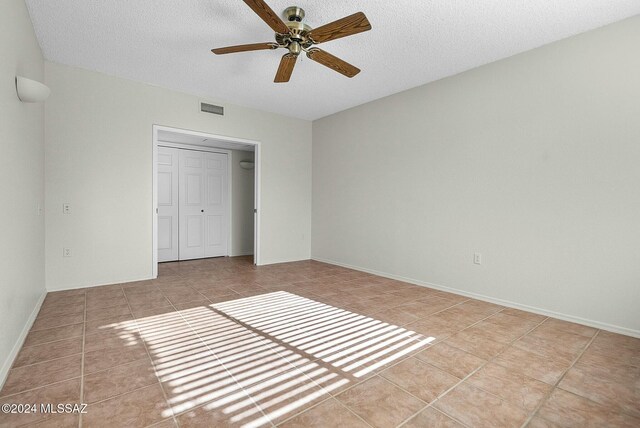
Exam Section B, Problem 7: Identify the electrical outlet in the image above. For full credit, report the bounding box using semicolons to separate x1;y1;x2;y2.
63;248;71;257
63;203;71;214
474;252;482;265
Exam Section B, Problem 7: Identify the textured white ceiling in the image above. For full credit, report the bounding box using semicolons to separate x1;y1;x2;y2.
25;0;640;120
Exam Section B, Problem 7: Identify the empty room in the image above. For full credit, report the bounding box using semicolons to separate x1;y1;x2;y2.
1;0;639;427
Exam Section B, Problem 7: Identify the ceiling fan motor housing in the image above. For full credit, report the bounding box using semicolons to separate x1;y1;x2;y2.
284;6;305;22
276;7;313;54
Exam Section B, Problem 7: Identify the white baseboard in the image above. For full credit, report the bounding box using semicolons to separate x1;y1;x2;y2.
258;256;311;267
230;251;254;257
0;291;47;389
312;257;640;339
46;275;153;292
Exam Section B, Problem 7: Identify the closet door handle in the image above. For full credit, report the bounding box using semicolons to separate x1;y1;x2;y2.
201;209;204;213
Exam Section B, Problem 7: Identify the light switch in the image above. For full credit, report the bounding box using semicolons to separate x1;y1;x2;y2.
63;203;71;214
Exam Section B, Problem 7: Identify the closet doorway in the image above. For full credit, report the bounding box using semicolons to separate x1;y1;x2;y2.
157;146;230;262
152;125;260;277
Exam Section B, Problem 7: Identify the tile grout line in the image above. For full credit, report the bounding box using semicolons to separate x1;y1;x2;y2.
276;293;500;425
78;289;87;428
0;376;82;401
215;295;440;401
390;310;532;426
318;399;376;428
0;290;86;426
75;374;165;408
120;283;180;428
146;276;279;427
397;404;473;428
262;302;509;427
204;308;372;427
234;295;383;427
519;329;601;428
18;334;85;350
70;290;187;412
29;320;84;333
326;303;507;403
166;303;278;426
273;395;375;428
393;310;552;428
324;397;374;428
3;352;84;372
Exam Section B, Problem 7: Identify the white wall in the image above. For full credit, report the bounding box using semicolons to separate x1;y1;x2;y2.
312;16;640;335
0;0;46;383
231;150;255;256
45;62;311;290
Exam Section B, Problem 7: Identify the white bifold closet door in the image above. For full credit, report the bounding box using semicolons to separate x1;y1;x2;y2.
178;149;229;260
157;147;179;262
157;146;229;262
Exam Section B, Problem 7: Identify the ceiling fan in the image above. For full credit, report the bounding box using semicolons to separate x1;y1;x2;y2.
211;0;372;83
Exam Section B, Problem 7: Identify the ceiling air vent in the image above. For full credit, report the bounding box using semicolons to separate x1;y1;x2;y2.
200;102;224;116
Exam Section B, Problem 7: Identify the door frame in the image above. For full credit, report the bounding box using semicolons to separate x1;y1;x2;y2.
152;125;261;278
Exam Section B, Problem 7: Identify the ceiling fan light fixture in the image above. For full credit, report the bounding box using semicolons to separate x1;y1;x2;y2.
288;41;302;56
211;0;371;83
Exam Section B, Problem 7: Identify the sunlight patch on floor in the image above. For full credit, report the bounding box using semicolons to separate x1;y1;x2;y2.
109;291;434;426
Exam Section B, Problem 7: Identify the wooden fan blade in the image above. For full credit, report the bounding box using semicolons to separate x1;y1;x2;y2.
306;48;360;78
274;53;297;83
307;12;371;44
243;0;290;34
211;42;278;55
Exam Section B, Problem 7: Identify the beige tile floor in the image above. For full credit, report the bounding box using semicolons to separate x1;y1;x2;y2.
1;256;639;428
